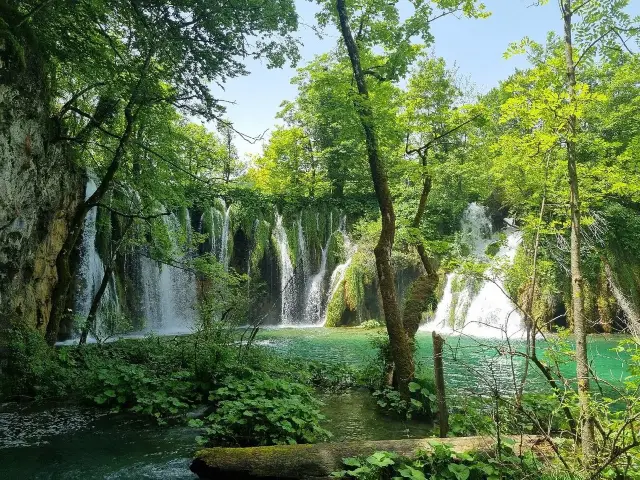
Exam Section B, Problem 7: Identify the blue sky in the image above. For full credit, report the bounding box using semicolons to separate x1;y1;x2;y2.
207;0;637;157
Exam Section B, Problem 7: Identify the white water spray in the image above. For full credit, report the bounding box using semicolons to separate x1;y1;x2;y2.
421;203;525;339
274;213;296;325
220;200;232;271
75;179;118;320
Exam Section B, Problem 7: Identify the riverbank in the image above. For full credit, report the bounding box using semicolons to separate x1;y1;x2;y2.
0;328;635;479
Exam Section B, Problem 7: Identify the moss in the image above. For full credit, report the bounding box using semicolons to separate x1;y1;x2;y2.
325;280;346;327
250;220;272;274
326;232;346;275
403;274;439;335
485;241;501;258
344;253;366;313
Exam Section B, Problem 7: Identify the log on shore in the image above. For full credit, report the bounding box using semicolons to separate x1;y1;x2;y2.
190;435;547;479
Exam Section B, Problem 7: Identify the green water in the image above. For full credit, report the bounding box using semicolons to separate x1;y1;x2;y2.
0;329;632;479
255;328;631;394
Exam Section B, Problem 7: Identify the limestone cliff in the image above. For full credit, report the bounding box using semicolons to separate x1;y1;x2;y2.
0;22;82;341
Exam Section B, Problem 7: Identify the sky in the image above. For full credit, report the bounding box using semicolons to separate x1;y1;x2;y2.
206;0;637;158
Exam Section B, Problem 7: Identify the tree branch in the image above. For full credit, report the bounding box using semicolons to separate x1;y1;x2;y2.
95;203;171;220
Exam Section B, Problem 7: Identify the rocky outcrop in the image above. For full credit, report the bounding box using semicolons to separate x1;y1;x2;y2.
0;20;83;341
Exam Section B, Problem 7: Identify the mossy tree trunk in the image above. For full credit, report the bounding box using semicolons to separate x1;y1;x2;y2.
190;436;547;480
335;0;414;397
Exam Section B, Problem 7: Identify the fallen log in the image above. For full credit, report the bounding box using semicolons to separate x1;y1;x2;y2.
190;435;547;479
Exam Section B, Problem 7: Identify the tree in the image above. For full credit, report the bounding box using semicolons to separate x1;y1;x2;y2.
5;0;300;344
500;0;639;465
325;0;488;395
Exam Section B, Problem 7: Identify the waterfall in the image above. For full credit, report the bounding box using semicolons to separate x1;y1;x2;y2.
321;217;356;326
139;214;197;334
297;218;310;279
75;179;118;322
274;213;296;325
303;235;331;325
421;203;525;339
220;200;232;271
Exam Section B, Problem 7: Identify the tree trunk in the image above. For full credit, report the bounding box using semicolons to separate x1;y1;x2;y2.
335;0;414;396
432;332;449;437
191;436;547;480
562;0;596;464
403;172;439;339
46;104;137;345
79;264;114;345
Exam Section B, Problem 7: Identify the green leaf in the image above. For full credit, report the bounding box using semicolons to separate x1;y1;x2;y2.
448;463;470;480
408;382;421;392
342;457;362;467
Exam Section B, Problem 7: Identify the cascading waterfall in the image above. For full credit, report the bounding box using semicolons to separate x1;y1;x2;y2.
297;218;310;279
271;212;356;326
75;179;118;321
274;213;296;325
302;235;331;325
139;213;197;334
219;200;232;270
321;216;356;326
420;203;524;339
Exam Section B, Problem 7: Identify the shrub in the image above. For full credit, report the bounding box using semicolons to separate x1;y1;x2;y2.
86;362;198;423
332;441;544;480
1;327;70;398
359;319;384;329
308;361;361;391
373;369;436;420
191;371;331;446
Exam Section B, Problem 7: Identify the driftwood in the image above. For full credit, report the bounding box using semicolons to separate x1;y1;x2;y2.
190;435;547;479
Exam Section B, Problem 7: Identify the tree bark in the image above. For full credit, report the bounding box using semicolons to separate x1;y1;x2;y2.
335;0;414;396
79;263;113;345
403;172;439;339
432;332;449;437
562;0;596;464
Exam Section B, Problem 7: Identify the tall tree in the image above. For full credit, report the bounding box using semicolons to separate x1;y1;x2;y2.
326;0;488;395
560;0;596;462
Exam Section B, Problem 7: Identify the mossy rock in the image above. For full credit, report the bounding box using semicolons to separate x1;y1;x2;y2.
325;280;346;327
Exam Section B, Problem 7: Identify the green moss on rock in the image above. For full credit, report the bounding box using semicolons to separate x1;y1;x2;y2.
325;280;346;328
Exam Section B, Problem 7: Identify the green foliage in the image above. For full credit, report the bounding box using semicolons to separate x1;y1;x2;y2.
192;371;331;446
359;319;384;329
332;442;544;480
447;399;494;437
1;326;69;398
373;369;436;420
307;361;361;391
87;363;196;423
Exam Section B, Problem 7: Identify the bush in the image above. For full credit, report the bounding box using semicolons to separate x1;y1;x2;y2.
308;361;361;391
191;371;332;446
359;319;383;329
332;441;544;480
85;362;198;423
373;369;436;420
448;398;494;437
1;327;70;398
